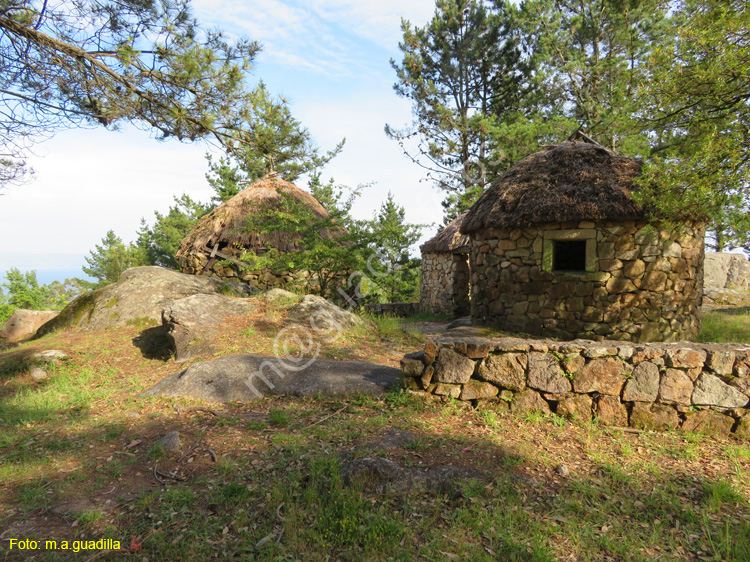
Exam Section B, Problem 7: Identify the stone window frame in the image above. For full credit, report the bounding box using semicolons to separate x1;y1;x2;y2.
542;229;596;273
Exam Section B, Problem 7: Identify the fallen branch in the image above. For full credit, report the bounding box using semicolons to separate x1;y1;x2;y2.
302;405;347;430
156;469;186;482
176;437;204;463
153;464;165;486
611;426;648;434
173;405;220;417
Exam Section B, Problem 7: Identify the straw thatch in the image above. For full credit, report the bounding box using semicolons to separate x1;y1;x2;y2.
461;141;645;234
420;213;470;254
176;175;334;261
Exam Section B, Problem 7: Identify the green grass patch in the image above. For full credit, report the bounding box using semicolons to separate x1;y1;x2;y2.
218;482;251;505
75;509;103;527
17;480;55;513
268;408;290;426
700;309;750;343
147;444;167;462
725;443;750;461
361;312;425;345
403;311;454;322
0;365;109;426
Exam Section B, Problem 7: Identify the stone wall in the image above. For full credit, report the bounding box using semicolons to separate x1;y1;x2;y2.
180;251;314;292
469;221;705;342
401;337;750;437
420;252;470;316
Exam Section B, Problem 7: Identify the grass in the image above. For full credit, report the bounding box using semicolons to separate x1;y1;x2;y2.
268;408;290;426
700;308;750;343
0;298;749;561
401;310;454;322
360;312;425;345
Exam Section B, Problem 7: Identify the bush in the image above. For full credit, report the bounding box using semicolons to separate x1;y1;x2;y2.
0;304;16;326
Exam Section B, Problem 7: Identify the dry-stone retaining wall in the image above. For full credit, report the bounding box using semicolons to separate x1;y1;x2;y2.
181;251;326;292
401;337;750;437
420;252;470;316
469;221;705;342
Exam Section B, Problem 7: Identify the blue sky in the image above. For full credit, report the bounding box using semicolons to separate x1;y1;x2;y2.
0;0;440;282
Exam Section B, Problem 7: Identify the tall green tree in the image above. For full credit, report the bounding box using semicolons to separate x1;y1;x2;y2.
520;0;667;154
387;0;532;221
365;193;426;303
82;230;143;287
633;0;750;247
0;0;260;188
206;82;344;204
136;194;210;268
2;268;50;310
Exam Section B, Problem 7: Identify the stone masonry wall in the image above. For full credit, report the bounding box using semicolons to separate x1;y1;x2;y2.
420;252;470;316
401;337;750;437
180;251;312;292
470;221;705;342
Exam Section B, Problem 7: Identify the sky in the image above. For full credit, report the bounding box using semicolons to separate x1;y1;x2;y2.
0;0;441;284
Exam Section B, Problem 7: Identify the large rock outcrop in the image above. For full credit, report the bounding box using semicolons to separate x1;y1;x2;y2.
139;354;401;402
286;295;372;334
703;288;750;309
36;266;256;336
704;253;750;291
162;294;258;361
1;310;59;342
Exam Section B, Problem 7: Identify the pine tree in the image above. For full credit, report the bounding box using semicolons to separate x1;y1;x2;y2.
136;194;210;268
236;192;364;299
523;0;668;153
633;0;750;243
307;173;364;225
82;230;142;287
366;193;427;302
2;268;50;309
206;82;344;204
0;0;260;188
387;0;532;222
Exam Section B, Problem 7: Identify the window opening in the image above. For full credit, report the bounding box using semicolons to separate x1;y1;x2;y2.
553;240;587;272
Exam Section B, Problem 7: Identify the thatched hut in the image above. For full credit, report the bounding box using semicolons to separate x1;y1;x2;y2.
420;213;471;316
460;140;705;342
176;174;337;290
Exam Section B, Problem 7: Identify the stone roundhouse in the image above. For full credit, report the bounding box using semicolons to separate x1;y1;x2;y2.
420;213;471;316
459;141;705;342
176;174;342;292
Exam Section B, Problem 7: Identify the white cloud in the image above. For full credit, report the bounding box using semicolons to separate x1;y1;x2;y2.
190;0;435;77
302;0;435;49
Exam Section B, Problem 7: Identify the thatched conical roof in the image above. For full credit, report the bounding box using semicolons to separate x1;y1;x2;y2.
460;141;645;234
420;213;470;254
176;175;334;260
